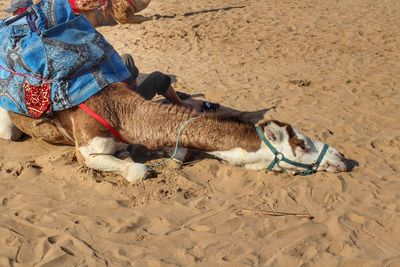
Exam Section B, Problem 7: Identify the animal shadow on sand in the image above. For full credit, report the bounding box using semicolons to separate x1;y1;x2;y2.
101;5;248;23
149;5;247;21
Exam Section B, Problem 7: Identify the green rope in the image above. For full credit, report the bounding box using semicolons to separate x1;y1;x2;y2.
146;117;199;168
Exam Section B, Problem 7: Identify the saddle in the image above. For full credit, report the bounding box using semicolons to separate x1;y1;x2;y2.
0;0;130;118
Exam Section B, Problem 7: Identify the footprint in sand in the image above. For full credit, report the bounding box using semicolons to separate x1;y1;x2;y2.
113;216;149;234
370;137;400;153
288;79;312;87
326;241;355;257
1;161;41;179
45;234;106;266
338;211;377;243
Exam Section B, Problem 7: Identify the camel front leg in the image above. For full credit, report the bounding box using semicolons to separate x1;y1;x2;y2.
78;137;149;183
0;107;23;141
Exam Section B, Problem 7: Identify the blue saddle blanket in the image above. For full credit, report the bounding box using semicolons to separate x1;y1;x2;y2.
0;0;130;117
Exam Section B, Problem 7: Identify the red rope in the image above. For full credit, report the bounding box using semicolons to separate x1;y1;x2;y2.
0;65;54;83
79;103;127;143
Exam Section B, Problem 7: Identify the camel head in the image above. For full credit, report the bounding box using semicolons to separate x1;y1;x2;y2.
254;120;349;174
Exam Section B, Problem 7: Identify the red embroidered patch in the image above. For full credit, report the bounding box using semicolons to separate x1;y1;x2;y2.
24;82;52;118
69;0;108;13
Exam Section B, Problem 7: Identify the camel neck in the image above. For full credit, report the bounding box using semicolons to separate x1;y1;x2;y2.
114;93;261;152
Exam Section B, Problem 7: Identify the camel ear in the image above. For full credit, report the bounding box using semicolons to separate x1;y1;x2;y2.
263;122;282;142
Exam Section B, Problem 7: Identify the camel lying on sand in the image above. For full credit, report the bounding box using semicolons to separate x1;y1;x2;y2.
0;83;349;182
76;0;152;26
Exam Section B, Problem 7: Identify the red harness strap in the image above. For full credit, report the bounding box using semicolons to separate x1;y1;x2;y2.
79;103;127;143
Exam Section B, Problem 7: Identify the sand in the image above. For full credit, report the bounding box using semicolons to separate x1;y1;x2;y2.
1;0;400;266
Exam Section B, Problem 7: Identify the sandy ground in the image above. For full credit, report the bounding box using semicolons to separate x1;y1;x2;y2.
1;0;400;266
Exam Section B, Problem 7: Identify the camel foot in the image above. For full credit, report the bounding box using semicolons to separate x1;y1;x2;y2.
123;163;152;183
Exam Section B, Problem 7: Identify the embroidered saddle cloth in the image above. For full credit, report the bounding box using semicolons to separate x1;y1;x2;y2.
0;0;130;118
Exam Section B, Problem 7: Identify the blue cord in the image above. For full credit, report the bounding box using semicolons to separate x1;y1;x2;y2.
146;117;199;168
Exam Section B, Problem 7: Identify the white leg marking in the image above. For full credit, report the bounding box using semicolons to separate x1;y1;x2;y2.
244;162;267;171
0;107;23;141
209;147;266;166
209;148;249;165
79;137;149;183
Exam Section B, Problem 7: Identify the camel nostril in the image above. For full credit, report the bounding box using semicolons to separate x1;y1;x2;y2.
336;152;345;160
343;159;353;172
334;153;353;172
324;154;349;172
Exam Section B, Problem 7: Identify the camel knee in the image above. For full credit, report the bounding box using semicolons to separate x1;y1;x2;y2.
0;108;23;141
124;162;149;183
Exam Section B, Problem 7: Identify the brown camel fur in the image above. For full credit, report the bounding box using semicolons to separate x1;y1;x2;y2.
9;83;262;152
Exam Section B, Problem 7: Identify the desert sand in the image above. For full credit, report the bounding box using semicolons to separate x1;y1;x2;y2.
1;0;400;266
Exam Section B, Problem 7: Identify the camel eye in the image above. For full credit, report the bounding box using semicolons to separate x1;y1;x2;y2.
297;140;307;151
295;138;310;152
302;146;311;152
302;139;315;153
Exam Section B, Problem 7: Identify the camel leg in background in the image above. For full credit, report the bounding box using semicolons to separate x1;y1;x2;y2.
0;107;23;141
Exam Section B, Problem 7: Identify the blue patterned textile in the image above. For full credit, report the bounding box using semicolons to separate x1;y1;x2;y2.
0;0;130;116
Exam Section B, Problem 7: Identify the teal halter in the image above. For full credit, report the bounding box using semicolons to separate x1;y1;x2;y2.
255;126;329;176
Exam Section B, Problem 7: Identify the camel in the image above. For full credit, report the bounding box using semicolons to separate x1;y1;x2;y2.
6;0;151;26
0;83;349;183
73;0;152;26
